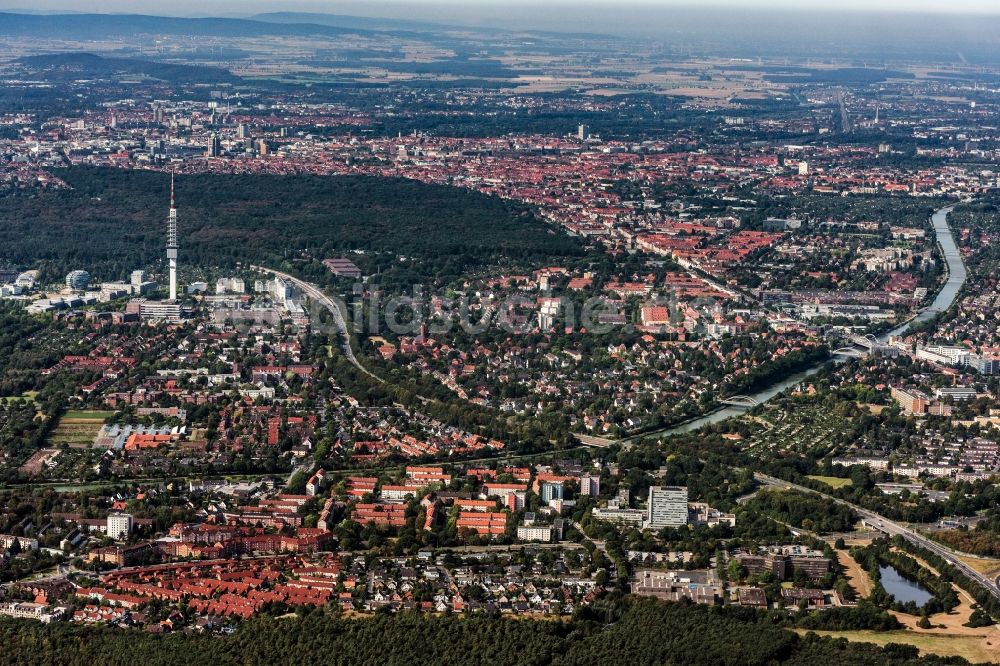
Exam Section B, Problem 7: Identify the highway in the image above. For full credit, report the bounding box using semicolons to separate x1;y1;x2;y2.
754;472;1000;602
252;265;384;384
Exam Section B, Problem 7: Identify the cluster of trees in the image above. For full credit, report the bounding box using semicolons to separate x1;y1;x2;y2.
792;600;904;632
932;527;1000;558
0;402;52;471
0;597;971;665
0;167;585;284
18;53;241;85
0;305;66;396
719;345;829;397
745;489;857;534
743;193;943;233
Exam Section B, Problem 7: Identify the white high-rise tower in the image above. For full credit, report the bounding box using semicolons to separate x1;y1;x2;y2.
167;174;178;301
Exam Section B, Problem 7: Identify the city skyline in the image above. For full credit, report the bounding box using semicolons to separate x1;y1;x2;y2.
1;0;1000;662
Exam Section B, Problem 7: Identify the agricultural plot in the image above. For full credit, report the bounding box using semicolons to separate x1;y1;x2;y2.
46;410;114;448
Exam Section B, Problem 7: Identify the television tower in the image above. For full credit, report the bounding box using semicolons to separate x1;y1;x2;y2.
167;173;178;301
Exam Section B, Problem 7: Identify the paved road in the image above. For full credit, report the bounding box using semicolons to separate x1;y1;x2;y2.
253;265;383;384
571;520;608;557
575;434;616;448
755;472;1000;602
288;459;313;486
735;488;761;506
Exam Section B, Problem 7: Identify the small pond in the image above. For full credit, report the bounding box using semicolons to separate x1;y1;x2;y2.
879;564;933;606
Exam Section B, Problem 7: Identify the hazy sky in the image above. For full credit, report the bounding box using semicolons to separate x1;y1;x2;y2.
3;0;1000;15
2;0;1000;43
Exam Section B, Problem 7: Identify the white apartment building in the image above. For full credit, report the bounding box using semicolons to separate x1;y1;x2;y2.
646;486;688;529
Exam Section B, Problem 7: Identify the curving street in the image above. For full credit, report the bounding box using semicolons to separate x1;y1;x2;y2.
252;265;384;384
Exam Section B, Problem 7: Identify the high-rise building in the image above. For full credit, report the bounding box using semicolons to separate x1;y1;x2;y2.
166;174;179;301
65;270;90;291
107;513;133;540
538;299;560;329
646;486;688;530
206;132;221;157
890;386;929;415
578;124;588;140
237;123;248;138
129;298;185;323
269;277;293;304
540;481;564;505
579;473;600;496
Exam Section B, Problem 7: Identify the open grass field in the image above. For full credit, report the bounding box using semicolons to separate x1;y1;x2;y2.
794;629;1000;664
0;391;38;404
806;475;853;489
63;410;115;420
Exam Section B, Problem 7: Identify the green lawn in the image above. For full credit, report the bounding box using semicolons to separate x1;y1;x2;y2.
62;410;115;420
806;475;853;489
0;391;38;404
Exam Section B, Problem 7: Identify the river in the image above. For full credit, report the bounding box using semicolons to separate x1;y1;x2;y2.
884;205;964;339
627;205;966;442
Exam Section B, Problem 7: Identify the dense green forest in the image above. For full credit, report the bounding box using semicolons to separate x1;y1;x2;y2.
745;489;857;534
0;167;585;282
0;598;977;666
17;54;242;85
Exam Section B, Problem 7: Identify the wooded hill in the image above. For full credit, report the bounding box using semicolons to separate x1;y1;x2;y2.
16;54;241;85
0;167;584;282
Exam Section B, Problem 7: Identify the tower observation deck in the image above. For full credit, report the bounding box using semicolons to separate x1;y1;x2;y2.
167;173;178;301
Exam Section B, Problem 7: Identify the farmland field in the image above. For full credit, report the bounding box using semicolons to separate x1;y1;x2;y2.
46;410;113;448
